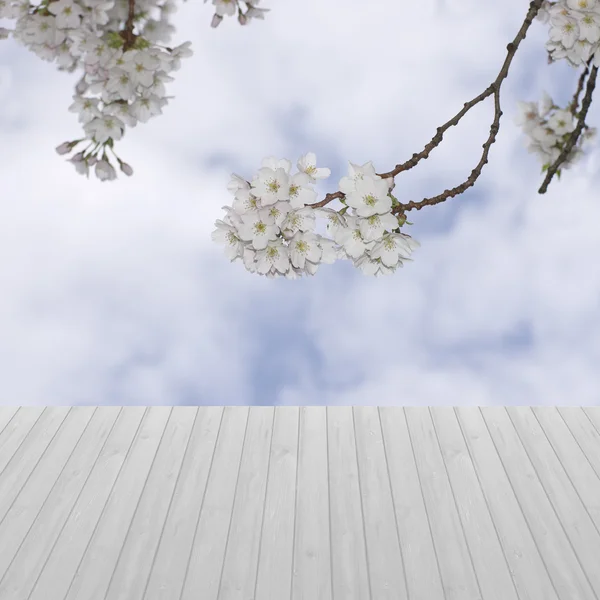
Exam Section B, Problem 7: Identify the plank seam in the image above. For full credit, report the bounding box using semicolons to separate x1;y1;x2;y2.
0;407;46;481
252;406;277;600
0;407;21;439
0;407;72;530
538;406;600;534
509;407;600;600
377;407;407;600
178;406;226;600
478;407;561;600
404;407;447;600
567;408;600;481
103;407;175;600
452;407;522;600
25;407;124;600
61;406;150;600
429;406;485;600
289;406;301;600
326;408;336;600
215;406;251;599
0;407;98;590
140;406;200;600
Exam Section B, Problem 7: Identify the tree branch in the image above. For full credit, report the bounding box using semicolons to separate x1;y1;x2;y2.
538;65;598;194
305;0;546;215
569;56;593;117
120;0;138;51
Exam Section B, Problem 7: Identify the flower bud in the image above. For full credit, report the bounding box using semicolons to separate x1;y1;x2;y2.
238;12;247;25
95;159;117;181
120;161;134;176
55;141;73;155
211;13;223;28
75;78;89;95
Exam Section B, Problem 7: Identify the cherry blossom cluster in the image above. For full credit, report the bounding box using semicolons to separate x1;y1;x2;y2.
513;0;600;175
0;0;196;179
514;89;597;173
55;33;194;180
212;153;421;278
206;0;269;28
0;0;268;180
536;0;600;68
0;0;597;283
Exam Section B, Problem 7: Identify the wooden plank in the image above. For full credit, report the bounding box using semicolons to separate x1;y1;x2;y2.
60;406;173;600
104;407;198;600
0;408;44;475
455;406;560;600
326;406;370;600
25;406;159;600
218;407;275;600
0;407;121;600
254;406;299;600
550;407;600;527
291;406;332;600
180;406;249;600
481;406;596;600
27;407;146;600
0;407;19;438
353;406;407;600
573;407;600;483
0;407;95;583
143;406;224;600
62;406;172;600
405;407;480;600
3;405;599;600
430;406;519;600
0;407;70;524
507;406;600;596
583;407;600;435
380;407;445;600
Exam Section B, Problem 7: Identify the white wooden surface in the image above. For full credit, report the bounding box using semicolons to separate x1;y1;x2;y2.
0;406;599;600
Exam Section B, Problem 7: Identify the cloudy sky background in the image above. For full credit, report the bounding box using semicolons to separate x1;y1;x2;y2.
1;0;599;406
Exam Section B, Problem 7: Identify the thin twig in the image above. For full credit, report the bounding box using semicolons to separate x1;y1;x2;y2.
305;0;545;215
569;56;593;116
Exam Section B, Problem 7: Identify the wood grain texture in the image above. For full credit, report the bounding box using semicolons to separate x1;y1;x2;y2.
354;406;408;600
481;406;596;600
380;407;445;600
143;406;223;600
431;406;519;600
218;407;274;600
292;406;332;600
254;406;298;600
0;407;121;600
180;405;249;600
0;406;598;600
406;406;480;600
327;406;370;600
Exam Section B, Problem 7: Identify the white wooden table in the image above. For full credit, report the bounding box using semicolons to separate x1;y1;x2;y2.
0;406;599;600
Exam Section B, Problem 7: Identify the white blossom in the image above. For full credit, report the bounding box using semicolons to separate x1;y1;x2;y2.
345;175;392;217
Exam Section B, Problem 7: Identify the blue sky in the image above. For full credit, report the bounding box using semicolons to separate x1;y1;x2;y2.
1;0;599;406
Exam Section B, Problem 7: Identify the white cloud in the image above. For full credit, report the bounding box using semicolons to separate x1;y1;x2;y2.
0;0;598;405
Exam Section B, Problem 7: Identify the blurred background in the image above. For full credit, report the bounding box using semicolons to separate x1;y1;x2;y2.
1;0;598;405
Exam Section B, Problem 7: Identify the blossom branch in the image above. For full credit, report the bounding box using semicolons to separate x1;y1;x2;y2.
306;0;545;215
538;65;598;194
